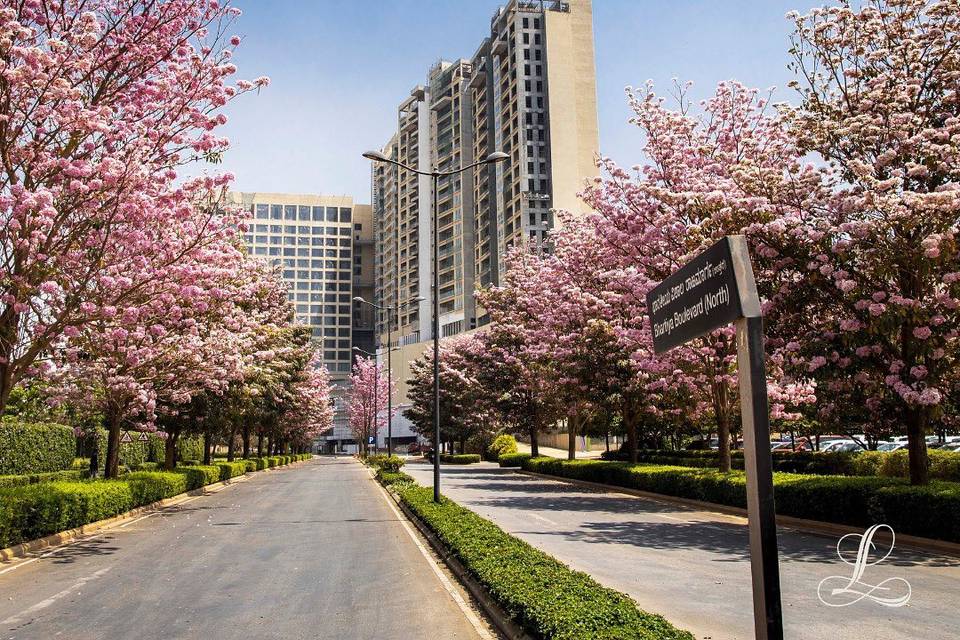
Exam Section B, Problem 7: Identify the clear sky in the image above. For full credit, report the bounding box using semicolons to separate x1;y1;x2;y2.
218;0;815;202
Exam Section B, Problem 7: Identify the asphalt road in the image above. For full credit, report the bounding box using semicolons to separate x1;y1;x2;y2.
406;461;960;640
0;457;486;640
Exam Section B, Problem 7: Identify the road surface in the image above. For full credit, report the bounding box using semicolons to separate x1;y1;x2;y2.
406;461;959;640
0;457;487;640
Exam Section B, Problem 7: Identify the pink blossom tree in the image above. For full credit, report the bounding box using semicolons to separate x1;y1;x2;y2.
347;356;391;456
773;0;960;483
0;0;268;412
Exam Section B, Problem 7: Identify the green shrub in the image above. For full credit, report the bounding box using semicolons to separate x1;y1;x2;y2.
0;420;76;475
215;461;247;481
395;482;693;640
376;469;414;486
486;434;518;461
250;458;268;471
171;465;221;490
179;459;200;466
130;462;160;472
242;459;257;472
123;472;188;505
521;458;960;542
439;454;481;464
267;457;279;468
0;470;84;489
498;452;533;468
367;455;404;472
0;481;134;548
71;457;90;471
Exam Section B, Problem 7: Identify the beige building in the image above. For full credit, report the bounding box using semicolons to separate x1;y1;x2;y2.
373;0;599;356
231;192;377;452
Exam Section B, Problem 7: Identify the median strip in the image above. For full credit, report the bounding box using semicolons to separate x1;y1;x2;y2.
373;465;695;640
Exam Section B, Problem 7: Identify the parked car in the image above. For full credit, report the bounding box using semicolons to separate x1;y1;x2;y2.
770;441;792;451
941;442;960;452
877;441;907;452
820;440;864;453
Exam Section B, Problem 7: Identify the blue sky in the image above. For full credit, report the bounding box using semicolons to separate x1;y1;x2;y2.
219;0;814;201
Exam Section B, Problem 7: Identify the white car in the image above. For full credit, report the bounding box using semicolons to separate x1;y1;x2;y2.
877;441;907;452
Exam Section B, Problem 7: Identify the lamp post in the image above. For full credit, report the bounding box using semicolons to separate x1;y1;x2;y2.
354;296;422;456
363;149;508;502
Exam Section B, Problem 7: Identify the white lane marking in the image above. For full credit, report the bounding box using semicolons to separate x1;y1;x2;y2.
529;513;557;526
372;479;494;640
1;566;112;625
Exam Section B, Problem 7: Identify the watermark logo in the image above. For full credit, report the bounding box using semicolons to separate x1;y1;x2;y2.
817;524;912;608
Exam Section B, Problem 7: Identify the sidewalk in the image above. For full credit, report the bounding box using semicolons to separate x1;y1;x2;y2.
516;441;605;459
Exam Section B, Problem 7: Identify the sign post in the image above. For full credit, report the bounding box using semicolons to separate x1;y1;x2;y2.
646;235;783;640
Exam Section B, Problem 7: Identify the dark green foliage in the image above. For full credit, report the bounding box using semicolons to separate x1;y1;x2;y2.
242;459;257;472
439;454;481;464
602;448;960;482
251;458;268;471
486;434;518;462
123;472;189;505
267;457;280;467
394;482;694;640
0;420;75;475
522;458;960;542
498;453;533;468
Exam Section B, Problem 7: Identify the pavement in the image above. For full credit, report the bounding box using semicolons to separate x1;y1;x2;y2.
406;460;960;640
0;457;487;640
515;442;603;459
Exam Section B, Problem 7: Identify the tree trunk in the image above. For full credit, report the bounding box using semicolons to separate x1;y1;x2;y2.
624;412;638;464
242;424;251;459
203;432;212;465
906;407;930;485
529;426;539;457
88;432;100;477
104;409;122;479
717;409;731;473
163;432;179;471
257;433;264;457
227;425;237;461
567;414;577;461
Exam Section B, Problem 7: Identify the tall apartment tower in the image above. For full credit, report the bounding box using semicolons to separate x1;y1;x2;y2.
374;0;599;347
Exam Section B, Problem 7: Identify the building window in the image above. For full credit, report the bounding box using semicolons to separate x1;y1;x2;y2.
326;207;338;221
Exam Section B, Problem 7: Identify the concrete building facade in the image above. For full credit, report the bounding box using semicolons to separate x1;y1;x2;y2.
373;0;599;352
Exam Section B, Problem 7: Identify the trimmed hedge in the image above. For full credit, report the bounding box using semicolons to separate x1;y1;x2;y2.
366;454;404;473
0;480;135;548
124;472;189;505
0;470;84;488
439;454;481;464
602;447;960;482
214;461;248;481
522;457;960;542
0;420;75;475
391;481;693;640
498;452;533;468
172;465;222;490
376;469;414;486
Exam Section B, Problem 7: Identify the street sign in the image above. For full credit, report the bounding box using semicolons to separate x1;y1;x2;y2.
138;432;149;442
120;431;133;443
367;436;375;445
646;235;783;640
647;237;742;354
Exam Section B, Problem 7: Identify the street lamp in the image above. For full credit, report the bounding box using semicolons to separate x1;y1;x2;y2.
354;296;422;456
362;149;508;502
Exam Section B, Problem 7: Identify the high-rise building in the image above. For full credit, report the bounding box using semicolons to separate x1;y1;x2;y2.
231;192;376;452
373;0;599;348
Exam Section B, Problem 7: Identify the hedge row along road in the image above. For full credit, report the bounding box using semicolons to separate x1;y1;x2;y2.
402;461;960;640
0;457;486;640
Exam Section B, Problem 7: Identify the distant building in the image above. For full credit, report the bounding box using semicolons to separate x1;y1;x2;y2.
230;192;380;452
373;0;600;350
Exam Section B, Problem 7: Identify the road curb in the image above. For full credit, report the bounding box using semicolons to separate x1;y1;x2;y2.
368;469;532;640
0;458;314;564
516;470;960;557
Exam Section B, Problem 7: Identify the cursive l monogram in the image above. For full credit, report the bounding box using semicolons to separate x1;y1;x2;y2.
817;524;912;608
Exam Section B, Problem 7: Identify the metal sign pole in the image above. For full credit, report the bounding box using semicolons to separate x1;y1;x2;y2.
730;237;783;640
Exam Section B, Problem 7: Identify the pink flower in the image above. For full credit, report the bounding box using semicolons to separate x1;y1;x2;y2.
913;326;932;340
